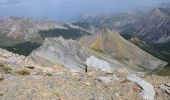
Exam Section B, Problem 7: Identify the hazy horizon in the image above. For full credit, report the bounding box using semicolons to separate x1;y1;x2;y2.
0;0;170;22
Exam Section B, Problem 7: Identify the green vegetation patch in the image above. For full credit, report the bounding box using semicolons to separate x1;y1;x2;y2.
0;42;41;56
0;93;3;96
0;78;4;81
151;65;170;76
16;70;30;75
90;47;105;54
38;28;90;40
0;63;12;74
46;73;53;76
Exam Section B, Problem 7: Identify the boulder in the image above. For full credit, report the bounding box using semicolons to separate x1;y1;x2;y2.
127;74;155;100
85;56;112;73
96;75;119;83
160;83;170;96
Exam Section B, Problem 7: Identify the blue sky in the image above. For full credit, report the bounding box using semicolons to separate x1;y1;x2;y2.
0;0;169;21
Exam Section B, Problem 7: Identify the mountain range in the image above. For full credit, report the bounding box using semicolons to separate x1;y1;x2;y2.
121;7;170;63
75;7;170;65
74;10;146;32
0;16;90;55
1;2;170;100
0;7;169;74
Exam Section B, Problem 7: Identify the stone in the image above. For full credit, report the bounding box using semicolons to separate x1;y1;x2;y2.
98;96;103;100
47;83;55;89
96;75;119;83
115;93;120;97
26;66;35;69
160;83;170;95
84;82;91;86
127;74;155;100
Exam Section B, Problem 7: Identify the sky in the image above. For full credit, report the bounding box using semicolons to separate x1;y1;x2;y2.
0;0;169;21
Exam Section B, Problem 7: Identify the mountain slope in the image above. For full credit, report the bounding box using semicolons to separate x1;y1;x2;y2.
121;7;170;63
0;16;68;39
0;16;90;56
0;16;90;44
79;29;167;70
30;37;124;72
74;11;144;32
122;8;170;43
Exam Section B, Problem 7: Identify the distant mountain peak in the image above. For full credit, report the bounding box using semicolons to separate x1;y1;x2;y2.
151;7;170;17
0;16;85;39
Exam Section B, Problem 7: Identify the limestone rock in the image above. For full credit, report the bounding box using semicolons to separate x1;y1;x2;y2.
85;56;112;73
160;83;170;96
127;74;155;100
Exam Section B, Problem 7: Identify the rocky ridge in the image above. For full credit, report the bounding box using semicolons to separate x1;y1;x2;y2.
79;29;167;70
30;37;124;72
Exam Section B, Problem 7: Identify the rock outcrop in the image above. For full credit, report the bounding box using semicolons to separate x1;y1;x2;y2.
127;74;155;100
160;83;170;96
0;48;34;66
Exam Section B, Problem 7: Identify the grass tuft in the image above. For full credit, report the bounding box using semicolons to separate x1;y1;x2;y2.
0;63;12;74
46;73;53;76
0;78;4;81
16;70;30;75
0;93;3;96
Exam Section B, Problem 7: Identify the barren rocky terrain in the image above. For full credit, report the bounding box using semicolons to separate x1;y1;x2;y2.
0;63;170;100
0;48;170;100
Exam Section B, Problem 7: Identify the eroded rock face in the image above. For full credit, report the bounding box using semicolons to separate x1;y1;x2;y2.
127;74;155;100
30;37;90;72
30;37;125;72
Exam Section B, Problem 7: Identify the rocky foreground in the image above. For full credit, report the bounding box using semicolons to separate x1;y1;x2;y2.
0;62;170;100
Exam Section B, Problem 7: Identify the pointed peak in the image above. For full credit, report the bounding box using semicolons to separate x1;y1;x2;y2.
101;28;111;33
99;28;119;37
